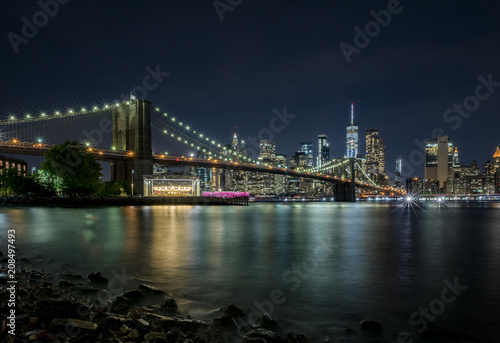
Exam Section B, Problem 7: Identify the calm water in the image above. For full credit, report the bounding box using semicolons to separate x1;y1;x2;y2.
1;202;500;341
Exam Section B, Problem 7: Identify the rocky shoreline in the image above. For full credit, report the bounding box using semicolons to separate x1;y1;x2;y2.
0;254;487;343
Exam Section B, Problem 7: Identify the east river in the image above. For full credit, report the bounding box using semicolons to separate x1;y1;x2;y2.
1;202;499;341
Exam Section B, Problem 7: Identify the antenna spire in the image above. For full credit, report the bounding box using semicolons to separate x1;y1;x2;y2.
350;102;354;125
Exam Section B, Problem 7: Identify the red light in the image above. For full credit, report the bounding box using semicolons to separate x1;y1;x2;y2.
176;158;179;162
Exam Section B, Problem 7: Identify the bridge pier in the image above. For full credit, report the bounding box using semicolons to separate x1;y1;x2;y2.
111;99;153;196
334;158;356;202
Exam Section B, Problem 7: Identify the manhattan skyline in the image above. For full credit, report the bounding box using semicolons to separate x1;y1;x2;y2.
2;1;500;178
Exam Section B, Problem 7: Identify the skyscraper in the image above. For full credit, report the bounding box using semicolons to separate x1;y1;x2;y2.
317;134;329;168
424;136;454;188
300;142;313;167
492;147;500;174
395;158;402;188
346;103;358;158
259;140;276;165
365;129;380;175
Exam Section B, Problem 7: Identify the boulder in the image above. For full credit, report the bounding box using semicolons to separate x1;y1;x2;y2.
243;328;286;343
286;332;310;343
359;320;383;335
50;318;99;335
87;272;108;285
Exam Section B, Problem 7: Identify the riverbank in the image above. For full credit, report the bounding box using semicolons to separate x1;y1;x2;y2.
0;196;248;207
0;255;483;343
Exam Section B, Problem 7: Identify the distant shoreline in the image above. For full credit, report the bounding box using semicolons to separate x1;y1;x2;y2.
0;196;249;207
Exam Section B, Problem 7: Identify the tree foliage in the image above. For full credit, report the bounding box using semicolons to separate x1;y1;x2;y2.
0;168;55;197
98;180;131;196
41;141;102;196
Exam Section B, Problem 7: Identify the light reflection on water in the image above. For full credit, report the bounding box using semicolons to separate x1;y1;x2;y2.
1;202;500;341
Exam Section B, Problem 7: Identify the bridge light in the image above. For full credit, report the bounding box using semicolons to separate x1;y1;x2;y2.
156;108;160;112
85;142;90;147
172;118;176;122
112;146;116;150
211;140;215;144
93;107;98;111
179;122;183;126
199;134;203;137
10;116;15;120
205;137;209;141
41;112;46;117
186;126;190;130
163;130;167;133
104;105;109;109
81;108;86;112
26;114;31;118
115;103;119;107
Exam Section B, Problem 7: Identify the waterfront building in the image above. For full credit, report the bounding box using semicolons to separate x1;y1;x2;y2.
143;175;200;196
300;142;314;167
0;155;28;176
425;136;454;188
406;177;439;195
346;103;359;158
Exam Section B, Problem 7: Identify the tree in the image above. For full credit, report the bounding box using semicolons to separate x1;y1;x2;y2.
0;168;54;196
98;180;131;196
40;141;102;196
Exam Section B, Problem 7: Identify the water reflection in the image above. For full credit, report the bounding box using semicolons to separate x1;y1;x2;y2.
0;203;499;340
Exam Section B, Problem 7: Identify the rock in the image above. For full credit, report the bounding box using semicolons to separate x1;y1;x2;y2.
359;320;383;335
243;328;286;343
137;318;150;328
128;328;141;339
286;332;310;343
87;271;108;284
166;326;188;340
260;313;282;335
120;324;131;334
145;313;209;335
224;304;246;318
214;304;246;328
77;285;102;294
28;270;45;279
101;315;135;331
58;280;74;288
122;289;143;300
59;272;85;281
33;299;80;324
50;318;99;335
160;298;179;314
109;296;134;314
138;284;167;296
145;332;167;340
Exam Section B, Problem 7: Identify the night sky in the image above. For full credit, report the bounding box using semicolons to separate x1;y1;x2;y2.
2;0;500;179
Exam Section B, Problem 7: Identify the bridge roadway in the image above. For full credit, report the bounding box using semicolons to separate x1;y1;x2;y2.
0;142;402;194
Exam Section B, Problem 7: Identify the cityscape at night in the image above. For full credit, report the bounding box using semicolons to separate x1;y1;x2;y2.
1;1;500;343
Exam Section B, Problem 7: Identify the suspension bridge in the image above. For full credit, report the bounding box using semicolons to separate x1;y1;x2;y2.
0;99;403;201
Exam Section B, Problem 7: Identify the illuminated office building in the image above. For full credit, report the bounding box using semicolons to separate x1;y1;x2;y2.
425;136;454;188
346;103;358;158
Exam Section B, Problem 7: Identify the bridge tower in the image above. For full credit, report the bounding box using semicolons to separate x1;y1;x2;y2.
111;99;153;196
335;158;356;202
